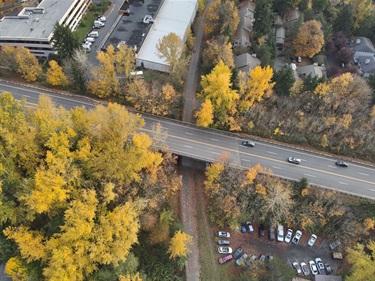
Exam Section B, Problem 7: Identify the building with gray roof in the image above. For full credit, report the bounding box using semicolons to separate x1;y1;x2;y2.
0;0;91;58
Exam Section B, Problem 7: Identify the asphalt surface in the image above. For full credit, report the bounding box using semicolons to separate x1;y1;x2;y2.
1;81;374;200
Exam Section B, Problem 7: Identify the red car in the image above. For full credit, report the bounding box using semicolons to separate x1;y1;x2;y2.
219;254;233;264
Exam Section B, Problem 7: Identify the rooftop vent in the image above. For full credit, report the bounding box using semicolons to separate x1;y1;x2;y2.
356;38;361;44
365;59;370;65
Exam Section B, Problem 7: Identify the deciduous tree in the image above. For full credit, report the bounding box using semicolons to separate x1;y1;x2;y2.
346;241;375;281
156;32;185;75
293;20;324;58
350;0;372;28
115;44;136;78
63;49;91;92
47;60;68;86
202;36;234;70
14;47;42;82
168;230;192;259
0;46;17;72
195;98;214;127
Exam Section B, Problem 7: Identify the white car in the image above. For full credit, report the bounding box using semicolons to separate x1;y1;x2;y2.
308;234;317;247
216;231;230;238
98;16;107;22
277;225;284;242
309;260;318;275
218;247;232;254
315;258;325;274
85;37;95;43
301;262;310;275
292;230;302;244
292;261;302;275
288;157;301;164
284;229;293;243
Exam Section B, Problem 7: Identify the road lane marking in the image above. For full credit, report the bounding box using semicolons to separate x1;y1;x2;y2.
141;127;375;186
339;182;348;185
210;138;219;141
370;189;375;192
359;172;369;176
268;151;277;154
211;152;220;155
328;165;337;168
304;174;316;178
242;159;251;162
185;132;193;135
183;145;192;149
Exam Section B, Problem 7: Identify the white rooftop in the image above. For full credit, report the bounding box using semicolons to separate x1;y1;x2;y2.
136;0;197;70
0;0;74;40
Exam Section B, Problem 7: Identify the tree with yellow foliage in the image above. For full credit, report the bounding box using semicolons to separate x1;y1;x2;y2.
293;20;324;58
4;256;29;281
168;230;192;259
0;46;17;72
46;60;68;86
14;47;42;82
195;98;214;127
119;272;143;281
239;65;275;110
346;240;375;281
115;43;136;78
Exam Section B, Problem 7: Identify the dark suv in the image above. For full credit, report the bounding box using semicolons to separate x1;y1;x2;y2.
259;224;266;237
269;228;275;241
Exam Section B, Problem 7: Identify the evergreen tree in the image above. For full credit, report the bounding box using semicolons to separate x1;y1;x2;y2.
51;22;81;60
273;65;295;96
253;0;273;37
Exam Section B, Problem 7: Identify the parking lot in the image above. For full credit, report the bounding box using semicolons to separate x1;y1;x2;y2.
86;0;163;65
215;224;343;279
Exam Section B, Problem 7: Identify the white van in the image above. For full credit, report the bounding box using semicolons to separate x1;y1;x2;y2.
82;43;91;52
93;20;105;28
86;37;95;43
88;31;99;38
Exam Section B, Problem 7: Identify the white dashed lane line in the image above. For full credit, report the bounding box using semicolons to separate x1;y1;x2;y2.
304;174;317;178
272;166;283;170
242;159;251;162
339;182;348;185
268;151;277;155
210;138;219;142
359;172;369;176
185;132;193;135
183;145;192;148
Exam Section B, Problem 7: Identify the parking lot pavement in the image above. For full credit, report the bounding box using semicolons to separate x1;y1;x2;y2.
87;0;163;66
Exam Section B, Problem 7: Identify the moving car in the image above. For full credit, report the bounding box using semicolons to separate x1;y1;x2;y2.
325;263;332;275
259;224;266;237
292;261;302;275
308;234;317;247
288;157;301;164
242;141;255;147
269;227;275;241
309;260;318;275
277;225;284;242
300;262;310;275
217;240;230;245
218;247;232;254
336;161;348;167
236;253;248;266
292;230;302;244
246;221;254;233
216;231;230;238
284;229;293;243
315;258;325;274
232;248;243;259
219;254;233;264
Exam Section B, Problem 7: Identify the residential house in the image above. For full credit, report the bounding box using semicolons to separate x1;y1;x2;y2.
275;27;285;50
297;63;325;79
233;0;255;48
356;56;375;78
284;8;300;27
234;53;260;73
351;36;375;77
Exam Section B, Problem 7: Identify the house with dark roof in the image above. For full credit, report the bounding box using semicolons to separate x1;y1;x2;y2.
351;37;375;77
233;0;255;48
234;53;260;73
297;64;325;79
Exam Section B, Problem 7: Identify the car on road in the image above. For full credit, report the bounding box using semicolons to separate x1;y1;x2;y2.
301;262;310;275
325;263;332;275
288;157;301;164
315;258;325;274
259;224;265;237
309;260;318;275
219;254;233;264
236;253;248;266
292;262;302;275
216;231;230;238
285;229;293;243
292;230;302;244
217;240;230;245
277;225;284;241
308;234;317;247
246;221;254;233
336;161;348;167
242;141;255;147
218;247;232;254
240;223;247;233
269;227;275;241
233;248;243;259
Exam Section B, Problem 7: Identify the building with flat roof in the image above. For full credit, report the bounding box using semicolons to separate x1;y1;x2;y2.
135;0;198;73
0;0;91;58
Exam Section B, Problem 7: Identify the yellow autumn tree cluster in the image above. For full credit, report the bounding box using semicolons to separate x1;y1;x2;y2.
346;240;375;281
168;230;192;259
46;60;68;86
0;92;181;280
293;20;324;58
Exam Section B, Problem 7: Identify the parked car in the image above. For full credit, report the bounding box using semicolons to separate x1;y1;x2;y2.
85;37;95;43
259;224;266;237
240;223;247;233
98;16;107;22
329;241;341;251
277;225;284;242
292;261;302;275
336;161;348;167
297;56;302;63
246;255;257;266
315;258;325;274
308;234;317;247
269;227;275;241
242;141;255;147
219;254;233;264
232;248;243;259
246;221;254;233
218;247;232;254
259;254;266;262
292;230;302;244
216;231;230;238
236;253;248;266
217;240;230;245
332;252;343;260
288;157;301;164
309;260;318;275
88;31;99;38
325;263;332;275
285;229;293;243
301;262;310;275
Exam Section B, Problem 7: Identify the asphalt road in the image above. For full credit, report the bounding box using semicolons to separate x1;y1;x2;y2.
1;81;374;200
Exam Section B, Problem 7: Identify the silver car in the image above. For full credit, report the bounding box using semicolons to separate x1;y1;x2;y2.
285;229;293;243
292;230;302;244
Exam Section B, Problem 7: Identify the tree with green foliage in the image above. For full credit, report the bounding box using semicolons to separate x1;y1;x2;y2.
333;5;354;35
273;65;295;96
254;0;273;37
272;0;294;15
51;22;81;60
